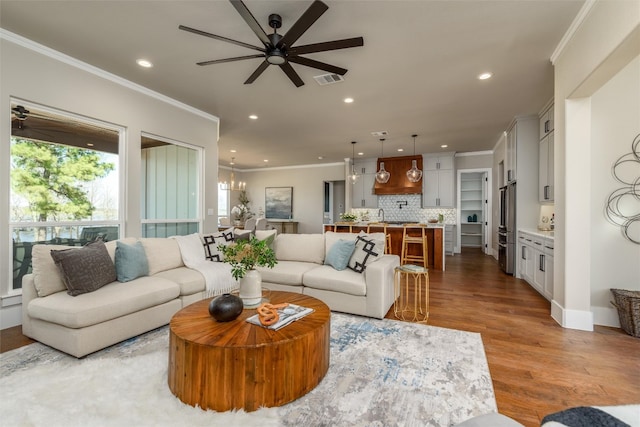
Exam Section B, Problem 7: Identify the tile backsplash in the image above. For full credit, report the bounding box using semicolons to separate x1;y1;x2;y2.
352;195;457;225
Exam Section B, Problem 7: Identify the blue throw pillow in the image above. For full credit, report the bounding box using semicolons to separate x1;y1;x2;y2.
324;239;356;271
115;241;149;282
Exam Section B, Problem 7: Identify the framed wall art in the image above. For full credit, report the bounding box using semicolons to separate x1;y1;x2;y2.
265;187;293;219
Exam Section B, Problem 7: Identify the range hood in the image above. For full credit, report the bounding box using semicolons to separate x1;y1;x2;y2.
374;155;423;195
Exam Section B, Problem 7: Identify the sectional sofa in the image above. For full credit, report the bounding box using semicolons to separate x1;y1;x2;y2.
21;230;399;357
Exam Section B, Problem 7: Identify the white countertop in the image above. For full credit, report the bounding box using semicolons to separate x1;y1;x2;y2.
331;222;448;228
519;228;554;240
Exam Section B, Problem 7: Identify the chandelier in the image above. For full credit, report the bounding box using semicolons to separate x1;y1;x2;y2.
347;141;360;184
406;134;423;183
375;138;390;184
219;157;246;191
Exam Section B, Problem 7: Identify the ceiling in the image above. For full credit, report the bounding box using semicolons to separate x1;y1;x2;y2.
0;0;584;169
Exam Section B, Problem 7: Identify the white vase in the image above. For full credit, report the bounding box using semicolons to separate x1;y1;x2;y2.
239;269;262;308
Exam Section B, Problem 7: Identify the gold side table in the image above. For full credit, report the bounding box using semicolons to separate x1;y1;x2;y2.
394;265;429;323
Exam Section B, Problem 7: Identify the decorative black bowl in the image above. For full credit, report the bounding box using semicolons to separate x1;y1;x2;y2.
208;293;243;322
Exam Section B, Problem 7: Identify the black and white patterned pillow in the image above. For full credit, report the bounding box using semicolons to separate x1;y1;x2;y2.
348;235;384;273
202;229;234;262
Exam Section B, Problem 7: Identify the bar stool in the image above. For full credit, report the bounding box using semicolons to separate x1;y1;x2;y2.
401;223;428;268
367;222;392;254
333;222;353;233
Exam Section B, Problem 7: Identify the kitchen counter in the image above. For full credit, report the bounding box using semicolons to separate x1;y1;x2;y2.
519;228;554;240
324;222;446;271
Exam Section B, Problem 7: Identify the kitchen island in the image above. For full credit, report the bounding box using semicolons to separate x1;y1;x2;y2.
323;223;446;271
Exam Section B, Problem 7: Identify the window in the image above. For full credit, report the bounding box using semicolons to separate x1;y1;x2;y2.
141;134;202;237
218;183;229;218
9;101;122;290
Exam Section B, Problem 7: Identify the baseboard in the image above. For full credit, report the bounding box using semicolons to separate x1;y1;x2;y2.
0;304;22;330
592;305;621;328
550;299;594;331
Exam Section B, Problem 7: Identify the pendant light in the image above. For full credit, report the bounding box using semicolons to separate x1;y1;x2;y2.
406;134;423;183
347;141;360;184
219;157;246;191
375;138;390;184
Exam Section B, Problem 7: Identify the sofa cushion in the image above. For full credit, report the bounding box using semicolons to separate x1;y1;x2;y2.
104;237;137;263
324;239;356;271
115;240;149;282
153;267;205;296
27;276;180;329
275;234;324;264
139;238;184;275
257;261;318;286
202;229;234;261
50;241;117;296
255;229;277;248
348;235;385;273
303;265;367;296
32;244;75;297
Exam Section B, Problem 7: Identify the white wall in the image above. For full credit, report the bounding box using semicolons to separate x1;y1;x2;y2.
589;56;640;324
552;0;640;330
242;163;345;234
0;33;220;328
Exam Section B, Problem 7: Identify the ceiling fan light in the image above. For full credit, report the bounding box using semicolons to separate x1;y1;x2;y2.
266;51;286;65
375;162;390;184
406;159;423;183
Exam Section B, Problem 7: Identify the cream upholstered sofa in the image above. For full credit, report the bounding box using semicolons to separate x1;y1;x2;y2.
21;237;213;358
259;231;399;319
22;230;398;357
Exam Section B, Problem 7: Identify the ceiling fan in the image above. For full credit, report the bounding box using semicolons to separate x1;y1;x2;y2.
179;0;364;87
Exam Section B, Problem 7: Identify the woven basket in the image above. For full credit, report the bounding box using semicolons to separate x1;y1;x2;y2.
610;289;640;338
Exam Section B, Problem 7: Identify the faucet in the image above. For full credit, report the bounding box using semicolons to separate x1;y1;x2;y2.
378;208;385;222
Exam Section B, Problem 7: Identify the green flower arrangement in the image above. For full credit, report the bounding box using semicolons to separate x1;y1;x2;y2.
219;236;277;280
339;212;358;222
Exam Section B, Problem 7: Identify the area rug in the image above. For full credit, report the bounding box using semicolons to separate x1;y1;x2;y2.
0;313;496;427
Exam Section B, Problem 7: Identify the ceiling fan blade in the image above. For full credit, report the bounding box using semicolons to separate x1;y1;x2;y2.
289;37;364;55
179;25;264;52
277;0;328;49
197;54;264;66
288;56;347;75
279;63;305;87
229;0;271;48
244;60;270;84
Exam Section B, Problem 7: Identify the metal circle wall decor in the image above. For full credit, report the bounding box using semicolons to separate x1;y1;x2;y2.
605;134;640;244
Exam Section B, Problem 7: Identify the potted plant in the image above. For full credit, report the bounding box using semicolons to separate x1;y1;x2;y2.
339;212;358;222
231;190;254;226
219;236;277;307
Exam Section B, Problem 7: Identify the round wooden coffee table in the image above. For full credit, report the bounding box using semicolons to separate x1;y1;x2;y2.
168;291;330;412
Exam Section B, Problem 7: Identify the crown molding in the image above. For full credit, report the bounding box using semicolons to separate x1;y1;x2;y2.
238;162;345;173
550;0;597;65
0;29;219;124
455;150;493;157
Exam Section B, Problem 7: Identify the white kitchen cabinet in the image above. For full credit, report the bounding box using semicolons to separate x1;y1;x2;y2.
445;224;455;255
505;125;517;183
423;153;455;208
539;103;554;202
352;159;378;208
518;229;554;301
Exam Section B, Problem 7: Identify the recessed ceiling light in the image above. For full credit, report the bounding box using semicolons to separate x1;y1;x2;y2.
86;143;94;147
263;159;269;162
358;152;364;156
344;97;354;103
136;59;153;68
318;156;324;160
249;114;258;120
397;148;404;152
441;144;448;148
478;72;492;80
230;149;237;153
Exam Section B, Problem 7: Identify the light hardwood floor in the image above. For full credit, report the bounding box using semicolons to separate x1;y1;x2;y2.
3;248;639;426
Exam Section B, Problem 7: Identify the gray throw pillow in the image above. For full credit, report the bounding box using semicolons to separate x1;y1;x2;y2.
115;240;149;282
50;240;116;296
